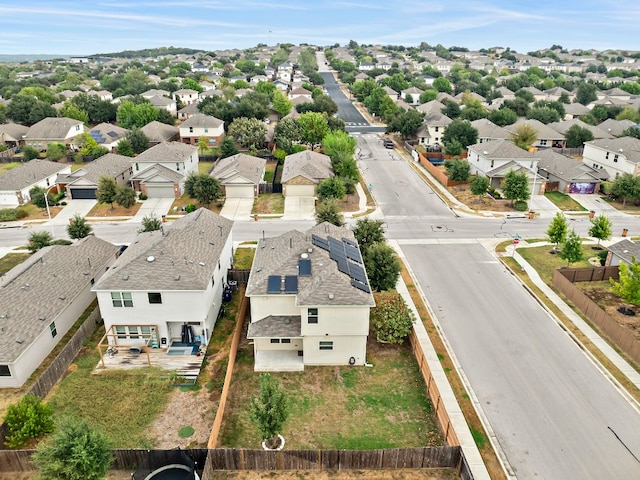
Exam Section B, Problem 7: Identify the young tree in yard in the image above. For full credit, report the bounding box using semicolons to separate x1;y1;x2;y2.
316;177;346;200
444;158;471;182
546;212;569;249
559;229;583;266
365;242;401;292
184;173;222;206
227;117;267;150
28;231;53;253
315;199;344;226
610;173;640;207
272;89;292;117
96;176;118;208
197;135;209;155
564;124;594;148
139;214;163;233
610;257;640;305
67;214;93;240
114;185;137;209
29;186;53;209
3;394;55;448
116;138;134;157
501;170;530;206
22;145;40;161
46;143;67;161
251;373;289;449
588;214;613;246
470;175;489;200
220;136;239;158
370;292;416;344
352;218;385;256
32;417;112;480
511;123;538;151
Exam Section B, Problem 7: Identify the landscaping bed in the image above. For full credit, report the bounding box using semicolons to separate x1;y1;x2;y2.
336;191;361;213
86;202;142;218
447;184;514;212
170;194;223;215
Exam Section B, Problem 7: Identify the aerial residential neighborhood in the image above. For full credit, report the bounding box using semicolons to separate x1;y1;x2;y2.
2;35;640;480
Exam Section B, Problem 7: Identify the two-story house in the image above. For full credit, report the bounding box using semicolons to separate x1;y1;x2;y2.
178;113;224;147
174;89;199;106
93;208;233;352
582;137;640;179
415;111;452;146
246;223;375;371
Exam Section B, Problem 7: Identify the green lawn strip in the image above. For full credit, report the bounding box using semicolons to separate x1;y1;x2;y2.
0;252;31;274
251;193;284;214
517;244;595;285
264;163;276;183
0;162;20;173
544;191;587;211
219;342;442;450
199;162;215;175
47;345;173;448
233;247;255;270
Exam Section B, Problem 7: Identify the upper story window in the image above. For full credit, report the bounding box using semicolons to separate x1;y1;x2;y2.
613;154;618;163
49;321;57;338
189;127;194;133
148;292;162;304
0;365;11;377
606;152;610;160
111;292;133;308
307;308;318;324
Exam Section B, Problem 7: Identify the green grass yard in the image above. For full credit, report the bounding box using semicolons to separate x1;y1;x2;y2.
516;244;596;285
544;191;587;211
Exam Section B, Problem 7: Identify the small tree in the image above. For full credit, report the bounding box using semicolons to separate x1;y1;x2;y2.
46;143;67;161
444;158;470;182
365;242;401;292
114;185;137;208
316;177;346;200
610;257;640;305
184;173;222;206
127;128;150;155
139;214;163;233
22;145;40;161
510;124;538;151
610;173;640;207
28;231;53;252
250;373;289;448
32;417;113;480
220;137;239;158
588;214;612;246
66;214;92;240
3;394;55;448
469;175;489;201
29;186;53;209
197;135;209;155
116;138;134;157
370;292;416;344
96;176;118;208
315;199;344;226
501;170;530;206
559;229;583;266
352;218;385;256
546;212;569;249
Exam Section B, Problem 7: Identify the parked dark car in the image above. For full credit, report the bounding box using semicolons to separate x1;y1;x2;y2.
383;139;394;149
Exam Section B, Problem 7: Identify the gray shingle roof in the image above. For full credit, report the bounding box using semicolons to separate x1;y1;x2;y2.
506;119;565;141
536;149;608;181
0;159;68;191
93;208;232;292
140;121;179;143
246;223;375;307
597;118;636;137
247;315;301;339
180;113;223;129
470;119;511;140
281;151;333;184
130;163;183;183
0;236;117;363
25;117;85;140
585;137;640;164
608;239;640;265
547;119;612;139
90;123;129;143
61;153;132;186
563;103;591;116
468;139;538;160
0;123;29;142
134;141;197;163
211;153;265;185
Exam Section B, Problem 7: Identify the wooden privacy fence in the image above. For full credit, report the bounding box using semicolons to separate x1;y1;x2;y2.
227;269;250;285
553;268;640;365
207;289;247;448
416;152;467;188
556;266;619;283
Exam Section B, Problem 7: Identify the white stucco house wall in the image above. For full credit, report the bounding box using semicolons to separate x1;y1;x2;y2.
93;209;233;351
246;223;375;371
582;137;640;180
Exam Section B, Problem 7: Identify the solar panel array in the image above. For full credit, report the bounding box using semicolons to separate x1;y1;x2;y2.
284;275;298;293
267;275;299;294
89;130;106;144
267;275;281;294
311;234;370;294
298;258;311;276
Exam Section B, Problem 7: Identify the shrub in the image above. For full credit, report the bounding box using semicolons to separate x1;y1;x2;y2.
0;208;28;221
139;194;148;201
444;158;470;182
487;186;502;199
514;200;528;211
370;292;416;344
3;394;55;448
185;204;196;213
597;249;608;266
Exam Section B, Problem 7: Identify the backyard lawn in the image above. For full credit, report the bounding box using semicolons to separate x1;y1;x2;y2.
233;246;255;270
219;334;443;450
199;162;215;175
544;192;587;211
263;162;277;183
0;162;20;173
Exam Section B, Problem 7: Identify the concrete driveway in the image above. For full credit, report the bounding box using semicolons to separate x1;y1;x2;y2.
284;196;315;220
132;197;176;221
220;198;254;220
54;199;97;225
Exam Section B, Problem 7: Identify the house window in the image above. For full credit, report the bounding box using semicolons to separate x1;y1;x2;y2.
282;339;291;344
128;326;140;339
189;127;194;133
539;139;547;146
434;126;439;132
111;292;133;308
135;163;139;171
270;339;280;344
211;276;215;287
148;292;162;304
141;326;151;336
176;162;180;171
116;325;126;339
606;152;609;159
614;154;618;163
204;128;209;133
49;321;57;338
0;365;10;377
319;341;333;351
307;308;318;324
490;160;494;168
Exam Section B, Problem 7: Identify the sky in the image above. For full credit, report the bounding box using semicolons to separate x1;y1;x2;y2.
1;1;639;56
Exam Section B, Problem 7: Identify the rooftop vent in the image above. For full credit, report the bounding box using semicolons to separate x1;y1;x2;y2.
16;339;24;345
147;256;155;262
122;275;129;281
300;253;309;260
199;262;205;266
38;315;46;321
59;295;66;300
174;275;181;281
328;293;335;300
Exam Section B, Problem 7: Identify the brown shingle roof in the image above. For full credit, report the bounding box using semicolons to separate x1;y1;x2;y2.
0;159;68;191
281;151;333;184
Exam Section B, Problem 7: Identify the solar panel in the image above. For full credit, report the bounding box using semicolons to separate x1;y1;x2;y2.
311;234;329;251
349;264;367;283
345;245;362;263
298;259;311;276
337;259;349;275
267;275;281;294
330;249;345;262
342;237;357;247
351;279;371;294
107;131;119;137
284;275;298;293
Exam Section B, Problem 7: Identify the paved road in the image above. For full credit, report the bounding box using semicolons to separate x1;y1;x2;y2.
403;243;640;479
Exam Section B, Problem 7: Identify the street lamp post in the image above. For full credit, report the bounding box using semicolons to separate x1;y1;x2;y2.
44;184;57;237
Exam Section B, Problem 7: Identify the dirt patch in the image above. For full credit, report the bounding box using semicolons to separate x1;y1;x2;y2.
86;202;142;217
337;192;360;213
447;185;515;212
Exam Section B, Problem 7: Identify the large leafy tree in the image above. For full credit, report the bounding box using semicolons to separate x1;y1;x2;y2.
365;242;401;292
117;100;158;129
126;128;150;154
220;136;239;158
370;292;416;344
501;170;530;205
316;177;346;201
59;102;89;124
559;229;583;266
489;108;517;126
576;83;598;105
70;94;117;123
67;214;93;240
564;124;594;148
433;77;452;94
78;132;108;158
546;212;569;249
322;130;356;167
32;417;113;480
441;119;478;154
7;95;57;125
444;158;470;182
610;173;640;206
315;199;344;226
526;107;560;124
96;176;118;207
610;257;640;305
298;112;329;147
274;117;302;154
116;138;134;157
271;89;292;117
352;218;385;256
251;373;289;448
386;109;425;138
227;117;267;150
184;173;222;205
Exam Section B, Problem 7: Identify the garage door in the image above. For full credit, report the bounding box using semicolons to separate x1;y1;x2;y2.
225;185;254;198
0;192;18;206
70;188;96;199
285;184;314;196
145;184;175;198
